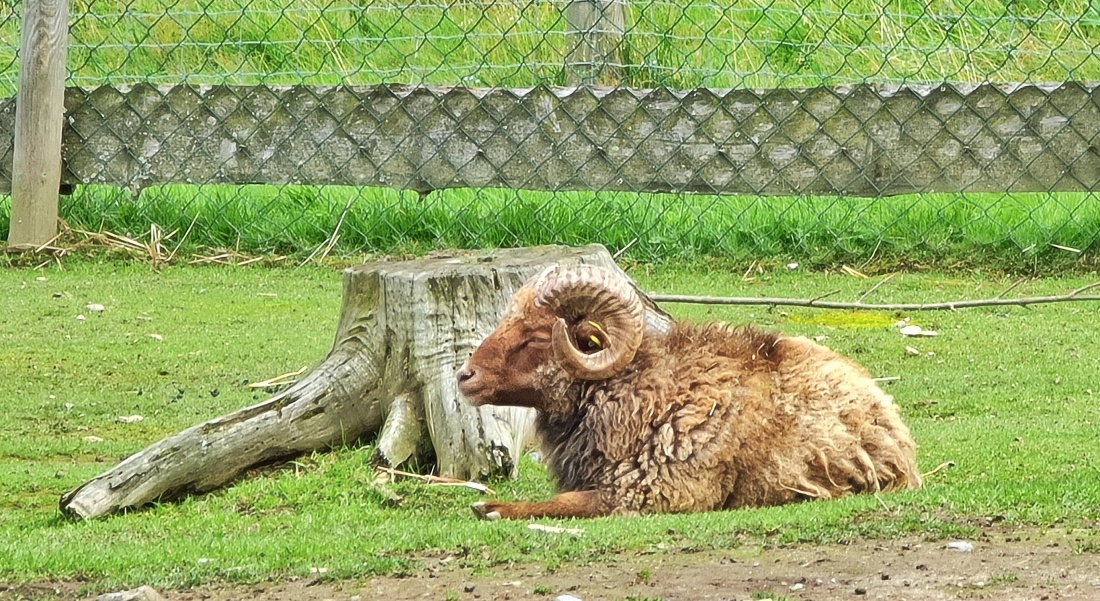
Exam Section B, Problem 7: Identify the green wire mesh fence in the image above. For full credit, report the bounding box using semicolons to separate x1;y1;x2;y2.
2;0;1099;265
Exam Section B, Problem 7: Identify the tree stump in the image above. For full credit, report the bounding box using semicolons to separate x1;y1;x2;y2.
60;244;671;520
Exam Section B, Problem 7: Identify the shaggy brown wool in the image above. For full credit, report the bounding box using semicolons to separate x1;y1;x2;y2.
460;295;922;519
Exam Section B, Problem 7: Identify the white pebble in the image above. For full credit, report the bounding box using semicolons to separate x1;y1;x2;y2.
945;540;974;553
85;303;106;312
900;325;938;337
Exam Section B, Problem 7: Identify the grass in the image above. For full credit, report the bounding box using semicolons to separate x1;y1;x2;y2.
3;187;1099;269
3;1;1100;266
2;0;1098;92
1;259;1099;590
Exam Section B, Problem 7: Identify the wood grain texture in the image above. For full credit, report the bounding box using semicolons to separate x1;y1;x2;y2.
7;0;68;245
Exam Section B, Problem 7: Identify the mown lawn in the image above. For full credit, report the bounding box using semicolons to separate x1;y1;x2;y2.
1;258;1098;591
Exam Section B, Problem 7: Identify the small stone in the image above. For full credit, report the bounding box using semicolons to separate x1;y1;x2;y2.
86;303;106;312
95;586;166;601
905;346;921;356
553;596;582;601
76;314;86;321
464;584;476;593
786;262;799;270
116;415;144;424
881;574;890;580
945;541;974;553
36;276;47;282
789;582;804;591
854;587;867;595
148;334;164;341
900;325;938;337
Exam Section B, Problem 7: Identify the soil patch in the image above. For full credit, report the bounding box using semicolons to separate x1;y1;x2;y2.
6;528;1100;601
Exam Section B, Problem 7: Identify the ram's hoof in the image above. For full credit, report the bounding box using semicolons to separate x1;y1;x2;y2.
471;501;502;521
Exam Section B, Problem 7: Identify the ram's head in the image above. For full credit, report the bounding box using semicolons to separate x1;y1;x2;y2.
457;264;645;409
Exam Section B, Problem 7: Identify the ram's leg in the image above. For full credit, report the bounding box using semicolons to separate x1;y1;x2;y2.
471;490;613;520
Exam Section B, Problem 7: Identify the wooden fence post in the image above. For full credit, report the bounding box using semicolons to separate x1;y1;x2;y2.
565;0;626;86
7;0;69;247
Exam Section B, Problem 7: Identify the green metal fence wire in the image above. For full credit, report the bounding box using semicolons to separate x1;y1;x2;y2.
2;0;1099;265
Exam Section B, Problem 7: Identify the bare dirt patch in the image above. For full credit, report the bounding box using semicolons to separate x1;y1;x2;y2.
6;528;1100;601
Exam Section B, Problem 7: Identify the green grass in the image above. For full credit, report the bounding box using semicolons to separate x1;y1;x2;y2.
3;2;1100;265
2;0;1099;92
2;260;1099;589
3;187;1098;268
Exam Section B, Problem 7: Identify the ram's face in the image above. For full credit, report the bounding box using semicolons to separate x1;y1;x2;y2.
457;264;646;411
457;288;558;409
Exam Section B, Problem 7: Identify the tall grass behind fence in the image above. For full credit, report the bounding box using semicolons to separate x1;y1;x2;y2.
2;0;1100;265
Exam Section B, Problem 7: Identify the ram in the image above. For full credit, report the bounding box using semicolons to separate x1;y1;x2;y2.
457;264;922;520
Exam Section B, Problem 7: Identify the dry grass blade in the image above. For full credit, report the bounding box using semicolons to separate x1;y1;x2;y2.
922;460;956;479
612;237;639;261
166;214;200;263
248;366;310;389
301;196;355;266
840;265;869;279
375;466;496;495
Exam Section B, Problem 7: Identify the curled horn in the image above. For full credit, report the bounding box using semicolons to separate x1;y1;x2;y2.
532;264;645;380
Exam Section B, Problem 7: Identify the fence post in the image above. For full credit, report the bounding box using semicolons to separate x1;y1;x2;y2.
7;0;69;248
565;0;626;86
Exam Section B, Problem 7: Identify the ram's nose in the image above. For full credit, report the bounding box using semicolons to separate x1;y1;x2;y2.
456;361;482;398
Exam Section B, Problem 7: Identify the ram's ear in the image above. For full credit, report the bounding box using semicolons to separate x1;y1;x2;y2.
569;320;610;355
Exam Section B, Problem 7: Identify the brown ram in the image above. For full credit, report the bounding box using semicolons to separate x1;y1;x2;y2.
457;264;922;520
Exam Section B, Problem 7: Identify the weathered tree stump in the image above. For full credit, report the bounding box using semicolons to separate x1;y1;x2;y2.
60;244;671;520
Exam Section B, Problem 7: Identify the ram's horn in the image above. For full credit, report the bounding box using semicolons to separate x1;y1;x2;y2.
532;265;645;380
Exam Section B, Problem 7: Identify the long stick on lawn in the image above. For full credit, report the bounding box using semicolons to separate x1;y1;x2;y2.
649;282;1100;311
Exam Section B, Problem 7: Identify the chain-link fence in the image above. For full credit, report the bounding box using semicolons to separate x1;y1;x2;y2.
2;0;1099;265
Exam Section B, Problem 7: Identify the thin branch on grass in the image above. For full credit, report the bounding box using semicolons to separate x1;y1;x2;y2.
808;289;842;303
857;273;897;304
650;282;1100;311
375;466;496;495
996;278;1026;299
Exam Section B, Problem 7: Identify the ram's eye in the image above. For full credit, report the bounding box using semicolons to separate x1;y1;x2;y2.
519;335;551;351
